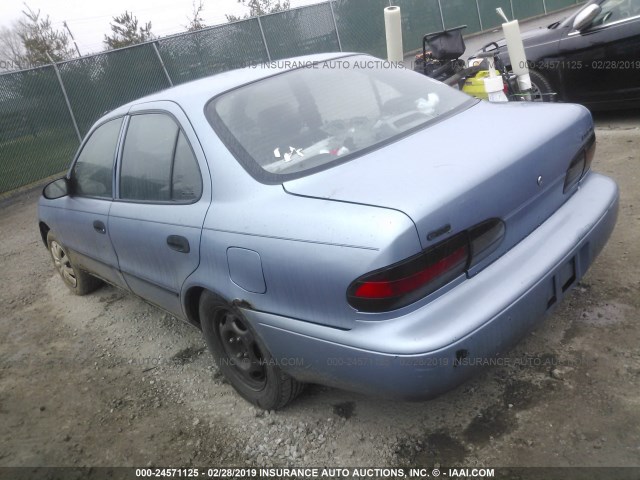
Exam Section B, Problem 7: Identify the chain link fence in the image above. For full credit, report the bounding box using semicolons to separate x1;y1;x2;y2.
0;66;79;193
0;0;583;194
157;19;269;85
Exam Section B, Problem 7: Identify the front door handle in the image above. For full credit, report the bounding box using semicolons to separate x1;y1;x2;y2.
167;235;190;253
93;220;106;234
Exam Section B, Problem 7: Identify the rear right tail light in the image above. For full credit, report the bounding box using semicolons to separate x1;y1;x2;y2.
564;133;595;193
564;153;586;193
584;133;596;172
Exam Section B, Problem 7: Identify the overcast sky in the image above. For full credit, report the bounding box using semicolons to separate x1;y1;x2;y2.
0;0;323;54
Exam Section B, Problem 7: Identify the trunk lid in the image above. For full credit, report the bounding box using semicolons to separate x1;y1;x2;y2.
283;101;594;266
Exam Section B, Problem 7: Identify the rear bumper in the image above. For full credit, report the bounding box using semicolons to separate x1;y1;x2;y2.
245;172;619;399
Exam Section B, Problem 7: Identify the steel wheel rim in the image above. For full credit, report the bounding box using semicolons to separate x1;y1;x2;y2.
50;241;77;287
217;310;267;390
529;82;545;102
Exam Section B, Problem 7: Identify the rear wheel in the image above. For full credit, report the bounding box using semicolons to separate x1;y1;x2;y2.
528;70;556;102
200;292;304;410
47;232;102;295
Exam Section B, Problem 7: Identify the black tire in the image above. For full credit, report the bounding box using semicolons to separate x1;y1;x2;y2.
528;70;556;103
47;232;102;295
199;292;304;410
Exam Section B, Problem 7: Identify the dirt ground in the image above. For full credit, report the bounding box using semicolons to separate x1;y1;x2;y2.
1;110;639;470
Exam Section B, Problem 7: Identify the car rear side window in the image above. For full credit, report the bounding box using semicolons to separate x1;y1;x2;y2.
71;117;123;198
119;113;202;203
172;131;202;201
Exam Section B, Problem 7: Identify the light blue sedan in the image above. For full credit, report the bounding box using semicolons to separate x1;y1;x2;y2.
38;53;618;409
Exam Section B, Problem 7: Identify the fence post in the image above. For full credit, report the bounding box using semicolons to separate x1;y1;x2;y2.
46;53;81;142
475;0;483;30
152;42;173;87
436;0;446;29
329;1;343;52
256;16;272;62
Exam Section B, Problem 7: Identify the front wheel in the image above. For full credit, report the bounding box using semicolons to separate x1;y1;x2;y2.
47;232;102;295
199;292;304;410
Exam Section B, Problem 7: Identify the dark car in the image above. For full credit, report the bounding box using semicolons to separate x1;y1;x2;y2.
479;0;640;109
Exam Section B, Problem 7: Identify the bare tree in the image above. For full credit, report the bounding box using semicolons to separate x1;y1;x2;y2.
186;0;206;32
104;11;153;50
226;0;291;22
0;25;27;70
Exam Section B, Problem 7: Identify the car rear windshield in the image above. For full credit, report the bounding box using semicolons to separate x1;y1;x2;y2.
206;55;475;183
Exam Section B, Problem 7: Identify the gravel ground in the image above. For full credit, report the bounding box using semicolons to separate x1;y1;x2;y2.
0;110;639;470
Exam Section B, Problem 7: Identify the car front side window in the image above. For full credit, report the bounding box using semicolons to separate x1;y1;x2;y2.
592;0;640;26
119;113;202;203
71;117;123;199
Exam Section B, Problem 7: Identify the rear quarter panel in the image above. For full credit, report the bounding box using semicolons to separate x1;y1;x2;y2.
185;192;422;330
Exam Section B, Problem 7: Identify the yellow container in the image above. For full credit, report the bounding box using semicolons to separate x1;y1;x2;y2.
462;70;502;100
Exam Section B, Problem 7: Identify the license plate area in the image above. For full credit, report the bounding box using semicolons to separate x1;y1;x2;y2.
559;257;577;293
546;255;577;311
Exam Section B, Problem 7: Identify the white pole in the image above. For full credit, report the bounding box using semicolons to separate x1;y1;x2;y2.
384;6;403;63
501;18;532;92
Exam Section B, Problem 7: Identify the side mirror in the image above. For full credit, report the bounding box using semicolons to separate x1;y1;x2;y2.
43;177;70;199
573;3;602;31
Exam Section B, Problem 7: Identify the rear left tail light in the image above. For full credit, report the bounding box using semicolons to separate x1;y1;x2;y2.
468;219;506;266
347;219;505;312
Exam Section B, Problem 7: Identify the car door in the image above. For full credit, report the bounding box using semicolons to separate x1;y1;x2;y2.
54;116;128;289
108;101;210;317
557;0;640;105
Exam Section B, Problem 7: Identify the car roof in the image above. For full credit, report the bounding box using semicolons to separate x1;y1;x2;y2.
104;52;358;120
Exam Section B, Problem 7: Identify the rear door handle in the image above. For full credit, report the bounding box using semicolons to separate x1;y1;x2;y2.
93;220;106;234
167;235;190;253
